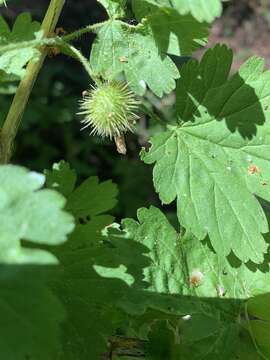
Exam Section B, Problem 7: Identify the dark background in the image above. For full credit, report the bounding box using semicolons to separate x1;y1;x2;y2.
1;0;270;220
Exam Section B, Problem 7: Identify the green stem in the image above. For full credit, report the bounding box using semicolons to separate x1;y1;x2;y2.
0;38;58;55
0;18;141;56
62;18;141;43
0;0;65;164
120;20;143;30
64;44;99;84
62;21;108;42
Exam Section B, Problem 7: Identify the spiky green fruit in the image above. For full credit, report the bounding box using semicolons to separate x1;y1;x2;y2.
78;81;139;139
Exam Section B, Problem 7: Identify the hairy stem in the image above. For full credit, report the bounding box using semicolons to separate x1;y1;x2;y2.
0;0;65;163
64;43;100;84
62;18;141;43
62;21;109;42
0;38;58;55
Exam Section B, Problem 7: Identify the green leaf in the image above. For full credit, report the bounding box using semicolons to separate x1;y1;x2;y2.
232;330;261;360
0;272;66;360
0;165;74;263
142;45;270;263
45;160;77;198
121;207;258;358
175;44;233;120
174;0;222;22
0;164;74;359
182;232;270;300
132;2;208;56
145;321;181;359
177;323;241;360
42;163;265;358
248;293;270;322
66;176;118;218
0;71;18;94
45;161;118;218
46;166;198;358
139;0;223;22
0;13;41;78
90;20;179;96
123;206;270;299
44;165;127;358
246;320;270;358
98;0;127;18
122;206;184;295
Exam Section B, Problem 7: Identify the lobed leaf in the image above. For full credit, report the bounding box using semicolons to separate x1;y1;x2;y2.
90;20;180;96
142;45;270;263
44;162;126;358
44;164;205;357
90;13;208;95
66;176;118;218
121;206;270;358
43;162;270;358
123;206;270;299
0;13;41;79
0;165;74;359
45;160;77;198
0;165;74;262
137;0;223;22
132;2;208;56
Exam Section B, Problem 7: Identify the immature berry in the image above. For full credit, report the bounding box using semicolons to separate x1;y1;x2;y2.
78;81;139;139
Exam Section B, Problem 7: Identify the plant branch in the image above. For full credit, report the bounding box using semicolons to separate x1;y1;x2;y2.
0;38;58;55
62;21;108;42
62;19;142;43
0;0;65;164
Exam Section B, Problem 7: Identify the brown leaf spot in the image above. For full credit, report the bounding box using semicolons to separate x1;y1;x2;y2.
190;269;204;287
248;164;260;175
